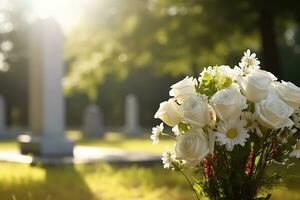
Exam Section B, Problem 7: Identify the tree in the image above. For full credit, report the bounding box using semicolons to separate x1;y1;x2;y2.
0;0;29;126
65;0;300;100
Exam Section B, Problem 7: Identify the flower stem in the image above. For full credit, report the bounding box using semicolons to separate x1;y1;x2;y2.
178;169;201;200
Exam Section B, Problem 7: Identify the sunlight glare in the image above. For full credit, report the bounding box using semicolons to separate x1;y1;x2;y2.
32;0;92;31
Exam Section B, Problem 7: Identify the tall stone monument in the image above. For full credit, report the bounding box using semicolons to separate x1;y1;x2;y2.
82;104;104;137
18;18;74;156
124;94;141;135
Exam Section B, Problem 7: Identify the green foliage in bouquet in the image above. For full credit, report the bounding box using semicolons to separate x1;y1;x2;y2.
151;50;300;200
197;70;232;98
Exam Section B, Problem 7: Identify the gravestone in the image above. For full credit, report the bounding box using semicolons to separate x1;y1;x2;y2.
0;95;7;136
124;94;141;135
82;104;104;137
18;18;74;156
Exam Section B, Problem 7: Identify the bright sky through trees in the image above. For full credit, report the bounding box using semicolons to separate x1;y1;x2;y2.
31;0;95;31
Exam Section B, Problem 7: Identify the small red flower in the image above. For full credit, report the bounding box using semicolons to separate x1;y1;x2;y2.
270;143;279;158
203;158;215;179
245;149;255;176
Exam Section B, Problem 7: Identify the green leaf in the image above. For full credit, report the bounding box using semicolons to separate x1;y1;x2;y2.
197;68;233;98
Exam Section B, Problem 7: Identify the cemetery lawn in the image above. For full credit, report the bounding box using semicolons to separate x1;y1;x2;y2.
0;131;173;153
0;132;298;200
0;160;298;200
75;131;173;153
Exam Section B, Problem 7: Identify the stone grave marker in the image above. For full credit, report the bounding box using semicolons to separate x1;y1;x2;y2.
82;104;105;137
124;94;141;135
18;18;74;156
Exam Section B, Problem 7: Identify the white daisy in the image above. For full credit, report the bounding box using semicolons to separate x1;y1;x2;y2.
216;65;240;80
161;147;176;169
242;111;263;137
151;123;164;144
215;119;250;151
171;125;181;136
290;140;300;158
239;49;260;73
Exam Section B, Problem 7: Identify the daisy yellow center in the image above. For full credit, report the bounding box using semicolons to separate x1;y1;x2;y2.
246;58;254;65
227;128;238;139
296;142;300;150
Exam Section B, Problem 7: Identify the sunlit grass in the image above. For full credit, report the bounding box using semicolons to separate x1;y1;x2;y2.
0;131;173;153
0;140;18;150
77;132;173;153
0;163;194;200
0;132;298;199
0;161;298;200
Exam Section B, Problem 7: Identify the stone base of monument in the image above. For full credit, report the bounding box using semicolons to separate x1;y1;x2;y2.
18;134;74;157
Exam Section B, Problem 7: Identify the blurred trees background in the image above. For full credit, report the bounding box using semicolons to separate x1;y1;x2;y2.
1;0;300;128
0;0;28;126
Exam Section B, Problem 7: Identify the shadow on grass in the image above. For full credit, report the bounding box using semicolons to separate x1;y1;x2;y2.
0;164;95;200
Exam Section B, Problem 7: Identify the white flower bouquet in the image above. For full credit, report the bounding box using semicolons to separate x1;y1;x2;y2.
151;50;300;200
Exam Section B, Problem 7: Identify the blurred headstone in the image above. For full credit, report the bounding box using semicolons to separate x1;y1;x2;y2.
124;94;141;135
18;18;74;157
0;95;7;136
83;104;104;137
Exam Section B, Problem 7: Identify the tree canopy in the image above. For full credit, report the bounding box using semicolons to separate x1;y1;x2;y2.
64;0;300;101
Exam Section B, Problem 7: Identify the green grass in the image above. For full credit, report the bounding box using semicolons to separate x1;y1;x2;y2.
0;131;173;153
0;161;298;200
0;140;18;150
266;158;300;200
66;130;174;153
0;163;195;200
0;131;298;200
77;132;173;153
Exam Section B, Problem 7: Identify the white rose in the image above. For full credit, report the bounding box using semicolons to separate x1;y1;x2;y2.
293;109;300;128
211;84;247;120
181;95;211;127
238;69;274;102
154;99;183;127
169;76;197;103
255;95;294;129
274;81;300;109
175;128;209;164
